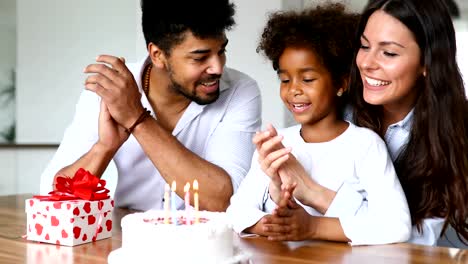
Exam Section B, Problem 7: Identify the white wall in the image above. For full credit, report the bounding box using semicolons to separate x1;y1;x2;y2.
16;0;138;144
0;0;16;143
227;0;285;128
0;0;138;195
0;0;17;194
0;151;16;194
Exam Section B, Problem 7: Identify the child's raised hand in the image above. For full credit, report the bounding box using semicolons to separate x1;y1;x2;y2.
253;124;293;202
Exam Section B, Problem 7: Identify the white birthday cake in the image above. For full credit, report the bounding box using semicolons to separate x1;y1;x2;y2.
108;210;244;264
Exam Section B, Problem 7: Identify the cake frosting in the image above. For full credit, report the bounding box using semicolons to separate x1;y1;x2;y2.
108;210;236;264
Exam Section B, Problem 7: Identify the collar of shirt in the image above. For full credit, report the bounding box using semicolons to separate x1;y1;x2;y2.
384;108;414;161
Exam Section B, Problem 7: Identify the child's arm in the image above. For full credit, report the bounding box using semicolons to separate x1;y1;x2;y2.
226;151;276;234
253;124;292;203
256;125;339;213
277;155;337;213
263;185;350;242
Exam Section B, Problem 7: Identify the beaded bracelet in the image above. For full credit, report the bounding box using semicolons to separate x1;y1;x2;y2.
125;108;151;134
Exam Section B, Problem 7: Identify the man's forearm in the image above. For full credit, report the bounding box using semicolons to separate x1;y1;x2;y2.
132;117;233;211
54;142;117;187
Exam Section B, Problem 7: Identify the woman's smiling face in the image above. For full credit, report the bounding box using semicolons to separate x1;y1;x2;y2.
356;10;425;112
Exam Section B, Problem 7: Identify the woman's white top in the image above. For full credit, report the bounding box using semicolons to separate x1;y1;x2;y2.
344;108;445;246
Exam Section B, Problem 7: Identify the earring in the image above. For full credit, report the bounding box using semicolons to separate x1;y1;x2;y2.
337;90;343;97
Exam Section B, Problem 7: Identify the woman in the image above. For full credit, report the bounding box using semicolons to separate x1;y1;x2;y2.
349;0;468;245
227;4;411;246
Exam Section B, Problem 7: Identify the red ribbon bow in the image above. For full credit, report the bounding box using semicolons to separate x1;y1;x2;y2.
34;168;110;201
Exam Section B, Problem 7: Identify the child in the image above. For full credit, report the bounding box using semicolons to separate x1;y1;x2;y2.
226;3;411;246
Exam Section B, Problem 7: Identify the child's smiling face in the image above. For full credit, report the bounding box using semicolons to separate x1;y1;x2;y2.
278;46;342;126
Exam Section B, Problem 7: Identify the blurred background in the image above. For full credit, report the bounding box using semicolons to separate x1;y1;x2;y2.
0;0;466;247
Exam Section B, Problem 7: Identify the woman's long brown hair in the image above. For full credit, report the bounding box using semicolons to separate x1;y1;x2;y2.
350;0;468;243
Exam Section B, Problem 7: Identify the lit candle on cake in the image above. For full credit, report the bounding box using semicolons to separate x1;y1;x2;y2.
184;182;190;225
171;181;177;225
164;183;170;224
193;180;199;224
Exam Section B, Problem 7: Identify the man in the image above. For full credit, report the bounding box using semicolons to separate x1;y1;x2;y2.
40;0;261;211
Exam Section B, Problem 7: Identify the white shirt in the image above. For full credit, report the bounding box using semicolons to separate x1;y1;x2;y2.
344;108;445;246
456;31;468;97
382;110;444;246
226;122;411;246
384;109;413;161
40;57;262;211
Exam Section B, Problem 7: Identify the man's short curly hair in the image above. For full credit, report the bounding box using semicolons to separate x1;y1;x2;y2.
257;3;360;87
141;0;236;55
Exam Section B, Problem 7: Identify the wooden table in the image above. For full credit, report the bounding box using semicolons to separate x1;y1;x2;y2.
0;194;466;263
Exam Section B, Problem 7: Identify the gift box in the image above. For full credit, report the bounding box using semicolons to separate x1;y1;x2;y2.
26;168;114;246
25;197;114;246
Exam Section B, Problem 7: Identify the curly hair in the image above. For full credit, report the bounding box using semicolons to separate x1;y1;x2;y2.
141;0;235;55
257;3;360;90
350;0;468;243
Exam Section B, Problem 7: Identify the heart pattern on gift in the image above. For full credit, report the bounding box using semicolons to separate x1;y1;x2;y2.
61;229;68;238
35;223;43;235
51;216;60;226
88;215;96;225
106;220;112;232
73;226;81;239
83;202;91;214
73;207;80;216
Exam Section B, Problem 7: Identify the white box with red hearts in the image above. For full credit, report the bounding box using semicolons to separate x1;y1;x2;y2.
25;198;114;246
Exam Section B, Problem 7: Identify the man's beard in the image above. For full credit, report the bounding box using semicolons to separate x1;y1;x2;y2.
167;67;220;105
